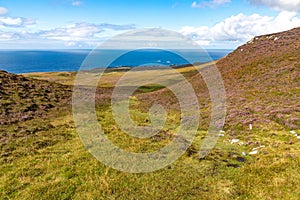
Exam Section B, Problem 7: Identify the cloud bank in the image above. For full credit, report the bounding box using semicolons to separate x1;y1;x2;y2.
249;0;300;12
0;17;36;27
1;1;299;49
180;11;300;48
0;22;136;48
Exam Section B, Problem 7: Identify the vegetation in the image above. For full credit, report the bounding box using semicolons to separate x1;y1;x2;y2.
1;27;300;199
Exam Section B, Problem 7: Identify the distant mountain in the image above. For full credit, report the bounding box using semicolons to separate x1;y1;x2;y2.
0;71;71;125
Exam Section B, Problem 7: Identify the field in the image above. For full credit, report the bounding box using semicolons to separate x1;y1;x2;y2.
1;58;299;199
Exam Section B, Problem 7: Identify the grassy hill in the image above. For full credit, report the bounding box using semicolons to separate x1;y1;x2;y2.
138;27;300;131
0;70;72;125
218;27;300;130
1;27;300;199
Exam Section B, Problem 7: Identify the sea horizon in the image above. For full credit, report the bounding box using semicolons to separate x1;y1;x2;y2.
0;49;232;74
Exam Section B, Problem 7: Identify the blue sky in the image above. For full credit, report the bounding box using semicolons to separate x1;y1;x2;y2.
0;0;299;49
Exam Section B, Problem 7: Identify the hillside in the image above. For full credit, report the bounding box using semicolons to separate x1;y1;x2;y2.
0;70;72;125
217;27;300;130
1;27;300;199
139;27;300;131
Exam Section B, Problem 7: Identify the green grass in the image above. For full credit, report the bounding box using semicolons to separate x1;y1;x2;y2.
137;84;166;93
1;100;300;199
2;52;300;199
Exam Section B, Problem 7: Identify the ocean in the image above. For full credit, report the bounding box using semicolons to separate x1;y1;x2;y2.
0;49;232;74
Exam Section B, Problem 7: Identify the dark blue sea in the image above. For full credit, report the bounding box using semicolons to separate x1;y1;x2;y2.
0;49;232;74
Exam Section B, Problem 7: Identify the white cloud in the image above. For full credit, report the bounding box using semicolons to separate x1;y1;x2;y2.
0;29;38;41
0;7;8;15
40;23;135;42
36;22;136;47
0;31;16;40
40;23;101;41
0;22;136;48
192;0;231;8
0;17;36;27
180;11;300;47
72;1;83;6
0;17;22;26
249;0;300;12
191;1;198;8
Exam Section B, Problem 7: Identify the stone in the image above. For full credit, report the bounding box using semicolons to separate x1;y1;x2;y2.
231;139;240;144
249;150;258;155
290;131;296;135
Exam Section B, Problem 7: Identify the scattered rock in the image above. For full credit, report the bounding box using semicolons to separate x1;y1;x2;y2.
252;145;266;151
290;131;296;135
217;130;225;137
238;141;244;146
231;139;240;144
289;131;300;139
242;152;246;156
247;38;254;44
249;150;258;155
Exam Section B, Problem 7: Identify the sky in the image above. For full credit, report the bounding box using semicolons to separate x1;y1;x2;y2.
0;0;300;49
